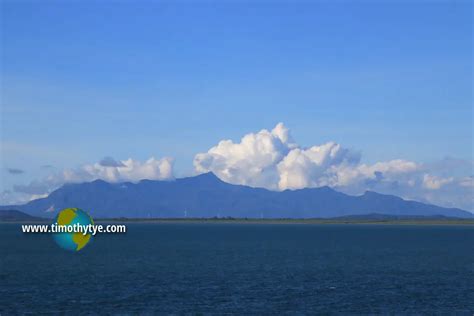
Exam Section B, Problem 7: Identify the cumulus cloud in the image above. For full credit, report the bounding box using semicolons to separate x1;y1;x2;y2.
277;143;362;190
2;123;472;211
194;123;473;211
2;157;174;204
422;174;453;190
72;157;174;183
194;123;296;189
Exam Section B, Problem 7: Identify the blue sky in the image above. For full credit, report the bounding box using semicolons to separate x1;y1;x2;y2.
1;1;472;208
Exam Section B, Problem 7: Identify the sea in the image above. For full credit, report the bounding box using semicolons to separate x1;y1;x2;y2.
1;223;473;314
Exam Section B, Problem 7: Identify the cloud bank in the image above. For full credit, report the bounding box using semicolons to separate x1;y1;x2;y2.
194;123;473;210
5;157;174;204
1;123;472;211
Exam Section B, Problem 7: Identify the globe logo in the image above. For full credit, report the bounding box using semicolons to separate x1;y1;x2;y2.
52;208;94;251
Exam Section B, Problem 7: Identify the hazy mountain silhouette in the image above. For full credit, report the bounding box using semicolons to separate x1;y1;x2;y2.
1;172;472;218
0;210;45;221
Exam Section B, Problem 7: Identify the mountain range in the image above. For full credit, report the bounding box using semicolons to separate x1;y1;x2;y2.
1;172;472;218
0;209;45;222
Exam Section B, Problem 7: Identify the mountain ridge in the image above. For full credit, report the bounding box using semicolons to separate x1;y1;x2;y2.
1;172;472;218
0;209;46;222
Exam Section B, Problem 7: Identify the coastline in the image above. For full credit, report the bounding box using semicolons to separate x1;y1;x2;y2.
95;218;474;225
3;218;473;225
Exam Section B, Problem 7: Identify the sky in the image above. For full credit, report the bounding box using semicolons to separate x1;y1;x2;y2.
1;1;472;210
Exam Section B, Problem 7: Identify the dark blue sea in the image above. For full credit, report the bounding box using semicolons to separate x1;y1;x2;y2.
1;223;473;314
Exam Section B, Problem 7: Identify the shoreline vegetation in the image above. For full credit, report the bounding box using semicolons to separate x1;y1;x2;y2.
2;218;474;225
96;217;474;225
1;209;473;225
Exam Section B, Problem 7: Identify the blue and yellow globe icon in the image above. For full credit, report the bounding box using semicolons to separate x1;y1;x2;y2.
52;208;94;251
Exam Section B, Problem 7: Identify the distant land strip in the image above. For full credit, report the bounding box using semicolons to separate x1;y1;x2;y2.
93;217;474;225
2;210;473;225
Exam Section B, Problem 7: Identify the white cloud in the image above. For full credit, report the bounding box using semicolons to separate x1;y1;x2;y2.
2;123;472;211
422;174;453;190
329;159;420;189
459;176;474;188
194;123;295;189
194;123;473;210
277;142;361;190
59;157;174;184
4;157;174;205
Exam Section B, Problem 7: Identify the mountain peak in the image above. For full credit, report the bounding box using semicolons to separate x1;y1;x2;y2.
2;172;472;219
91;179;109;185
196;172;221;180
178;172;225;185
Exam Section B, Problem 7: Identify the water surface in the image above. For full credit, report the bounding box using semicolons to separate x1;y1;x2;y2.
1;223;473;314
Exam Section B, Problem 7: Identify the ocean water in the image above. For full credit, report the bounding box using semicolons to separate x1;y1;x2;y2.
0;223;473;314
